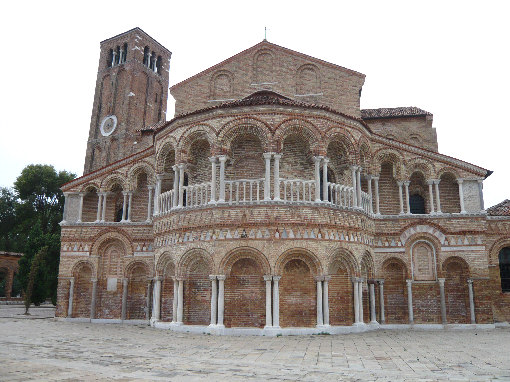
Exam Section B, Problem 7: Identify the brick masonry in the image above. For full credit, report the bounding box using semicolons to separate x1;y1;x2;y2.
55;28;510;330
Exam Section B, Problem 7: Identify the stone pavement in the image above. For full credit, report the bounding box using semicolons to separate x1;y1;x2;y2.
1;305;510;381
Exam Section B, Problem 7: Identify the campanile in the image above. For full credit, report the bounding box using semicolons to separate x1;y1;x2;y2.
84;28;171;174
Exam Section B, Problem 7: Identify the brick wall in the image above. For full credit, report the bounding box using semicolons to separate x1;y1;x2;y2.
127;265;148;320
280;259;316;327
72;265;92;318
379;163;400;215
439;174;460;213
96;279;122;319
329;265;354;325
412;283;441;324
160;277;174;322
183;259;211;325
383;261;408;324
444;261;469;323
224;258;265;328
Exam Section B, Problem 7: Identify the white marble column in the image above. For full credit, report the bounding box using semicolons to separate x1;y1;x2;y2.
101;192;107;222
351;166;358;207
67;277;75;317
217;275;226;327
404;181;411;214
457;179;466;213
477;179;485;212
434;180;442;213
178;164;185;208
272;276;281;327
263;152;272;201
316;276;324;326
121;278;128;321
152;277;162;321
356;167;362;207
397;181;404;214
209;275;217;326
373;176;380;215
314;156;323;202
218;155;227;203
427;180;435;214
322;158;330;202
77;193;84;223
367;176;373;214
154;175;163;215
378;280;385;324
468;279;476;324
264;275;273;327
172;165;179;208
358;279;364;323
127;192;133;222
273;154;281;201
406;279;414;324
146;186;154;222
209;157;217;204
177;278;184;324
323;276;330;326
90;278;97;320
172;277;178;323
369;282;377;324
353;279;360;324
121;192;128;221
95;193;103;222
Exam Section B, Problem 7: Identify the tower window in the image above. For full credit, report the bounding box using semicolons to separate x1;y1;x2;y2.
410;194;426;214
108;43;128;68
156;56;162;74
143;46;149;66
499;247;510;292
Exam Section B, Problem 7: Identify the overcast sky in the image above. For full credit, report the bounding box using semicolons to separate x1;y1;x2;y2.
1;1;509;207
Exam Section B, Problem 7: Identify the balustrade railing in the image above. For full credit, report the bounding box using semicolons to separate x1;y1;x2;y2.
278;179;317;203
225;178;265;204
156;179;372;216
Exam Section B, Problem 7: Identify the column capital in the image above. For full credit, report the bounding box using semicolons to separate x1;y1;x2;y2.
313;155;324;163
91;278;98;283
467;278;474;285
372;175;379;181
323;275;332;282
153;276;162;282
403;180;411;186
314;275;325;282
263;275;272;281
397;180;404;186
322;157;330;164
218;155;228;162
272;275;282;282
437;278;445;286
426;179;435;185
209;275;217;281
122;278;129;286
377;279;385;285
69;276;75;282
433;179;441;185
273;153;282;160
78;192;85;197
177;163;187;169
406;279;413;285
147;185;155;190
456;178;464;184
208;156;218;163
216;275;226;281
365;174;373;181
263;152;274;159
350;164;358;171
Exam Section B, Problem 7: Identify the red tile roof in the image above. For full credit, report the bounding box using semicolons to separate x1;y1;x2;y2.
361;107;432;120
487;199;510;216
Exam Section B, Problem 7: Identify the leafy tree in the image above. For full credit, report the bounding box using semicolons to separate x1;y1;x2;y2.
24;246;47;314
0;187;20;252
7;165;75;305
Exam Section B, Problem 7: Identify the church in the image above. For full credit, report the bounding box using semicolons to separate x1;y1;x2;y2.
56;27;510;334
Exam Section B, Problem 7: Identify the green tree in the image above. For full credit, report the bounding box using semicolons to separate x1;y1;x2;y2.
13;165;75;305
24;246;47;314
0;187;20;252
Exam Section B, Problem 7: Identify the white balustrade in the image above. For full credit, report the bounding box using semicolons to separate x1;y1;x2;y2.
279;179;316;203
155;178;372;215
224;179;265;204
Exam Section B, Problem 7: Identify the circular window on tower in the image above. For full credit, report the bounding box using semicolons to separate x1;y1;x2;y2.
100;115;118;136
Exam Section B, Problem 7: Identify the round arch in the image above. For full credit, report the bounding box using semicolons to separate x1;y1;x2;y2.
274;118;322;153
217;117;272;153
275;247;322;276
219;247;271;276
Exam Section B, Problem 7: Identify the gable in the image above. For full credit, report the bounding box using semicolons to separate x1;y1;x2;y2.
170;41;365;118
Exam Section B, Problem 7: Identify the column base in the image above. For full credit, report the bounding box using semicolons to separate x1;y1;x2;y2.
169;321;183;326
353;322;366;327
207;201;217;205
370;320;379;325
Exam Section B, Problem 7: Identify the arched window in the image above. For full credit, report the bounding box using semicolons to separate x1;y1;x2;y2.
122;43;128;63
143;46;149;66
156;56;162;74
150;51;156;70
499;247;510;292
107;49;113;68
410;194;425;214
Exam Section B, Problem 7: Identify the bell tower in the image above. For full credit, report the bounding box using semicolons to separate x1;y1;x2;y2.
84;28;171;174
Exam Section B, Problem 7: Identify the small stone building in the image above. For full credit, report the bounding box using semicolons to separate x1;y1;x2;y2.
56;28;510;334
0;252;22;300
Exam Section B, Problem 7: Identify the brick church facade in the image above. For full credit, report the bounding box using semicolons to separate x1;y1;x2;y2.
56;28;510;334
